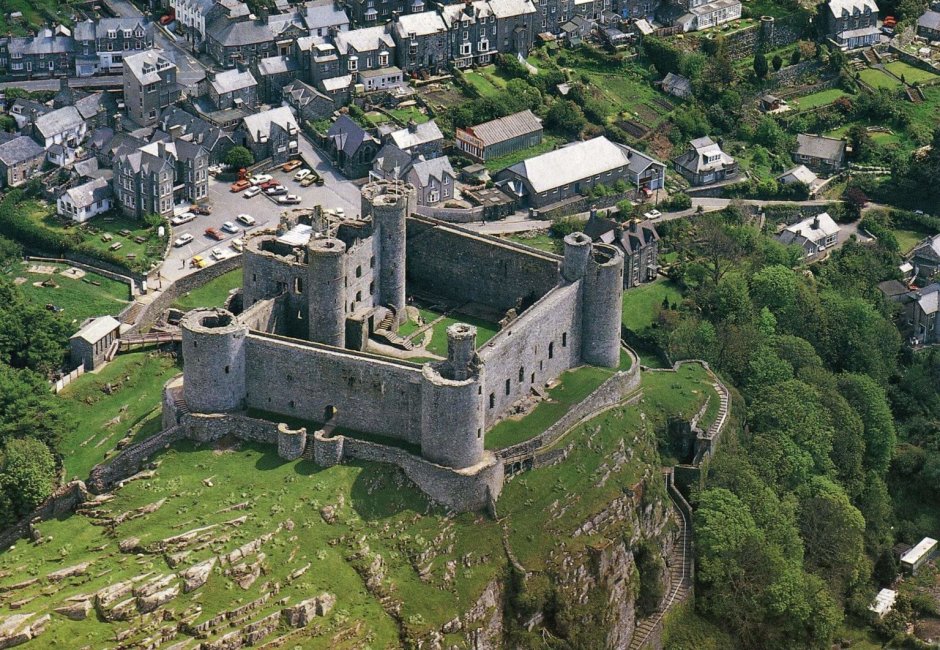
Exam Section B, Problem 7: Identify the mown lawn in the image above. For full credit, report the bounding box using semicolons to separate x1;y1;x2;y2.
485;135;561;172
892;228;930;254
172;269;242;311
504;232;561;254
57;351;181;479
884;60;939;84
4;261;130;326
859;68;901;89
622;279;684;331
790;88;850;110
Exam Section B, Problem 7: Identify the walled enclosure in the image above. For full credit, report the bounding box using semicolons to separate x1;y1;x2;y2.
175;180;625;509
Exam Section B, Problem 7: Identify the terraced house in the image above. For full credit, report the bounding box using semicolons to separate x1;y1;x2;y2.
333;26;401;91
1;28;75;78
114;138;209;219
826;0;880;49
73;18;155;77
441;0;537;67
123;49;180;128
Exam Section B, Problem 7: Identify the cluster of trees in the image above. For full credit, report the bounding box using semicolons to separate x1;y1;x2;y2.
639;207;928;646
0;238;72;527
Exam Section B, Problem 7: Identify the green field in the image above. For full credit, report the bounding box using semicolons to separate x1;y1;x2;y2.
462;65;509;97
387;105;430;124
622;279;684;331
790;88;850;110
892;228;931;254
884;60;939;84
21;201;166;273
504;231;561;254
826;123;902;145
172;269;242;311
484;135;560;172
859;68;901;89
4;261;130;326
57;351;181;479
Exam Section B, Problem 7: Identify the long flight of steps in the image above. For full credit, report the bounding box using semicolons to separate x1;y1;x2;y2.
373;310;414;351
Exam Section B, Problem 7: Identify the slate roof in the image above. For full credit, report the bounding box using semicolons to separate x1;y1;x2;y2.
207;19;273;47
64;177;112;209
302;1;350;29
777;165;818;186
321;75;353;92
255;55;297;75
394;11;447;37
34;106;84;140
124;50;175;85
916;284;940;315
661;72;692;98
334;26;393;54
504;137;663;194
74;93;117;120
584;212;659;254
409;156;454;187
388;120;443;151
7;31;74;56
160;107;231;152
0;136;45;166
778;212;840;246
918;10;940;30
827;0;878;18
459;110;542;148
71;316;121;344
283;79;332;107
911;234;940;263
674;136;735;173
210;68;257;95
241;106;298;143
328;114;372;156
489;0;537;18
795;133;846;161
373;143;413;177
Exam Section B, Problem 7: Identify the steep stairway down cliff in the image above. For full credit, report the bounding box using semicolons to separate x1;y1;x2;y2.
627;474;694;650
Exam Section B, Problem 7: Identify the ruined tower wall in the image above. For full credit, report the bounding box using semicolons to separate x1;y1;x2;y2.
181;309;248;413
242;244;308;337
581;244;625;368
361;181;412;322
306;237;347;347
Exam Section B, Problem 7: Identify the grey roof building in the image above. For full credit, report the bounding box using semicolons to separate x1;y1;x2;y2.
584;212;660;288
208;66;258;110
282;79;337;120
0;136;45;188
33;106;87;149
673;136;738;186
235;106;299;164
57;177;113;223
123;49;180;128
159;107;235;163
918;10;940;39
392;11;449;73
406;156;456;205
661;72;692;99
793;133;846;172
496;136;666;208
388;119;443;158
327;114;380;178
2;29;75;78
70;316;121;371
456;109;543;162
777;212;840;257
910;234;940;282
114;138;209;219
73;18;154;77
253;55;299;103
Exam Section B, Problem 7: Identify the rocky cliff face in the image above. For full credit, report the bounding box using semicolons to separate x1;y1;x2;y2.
451;489;675;650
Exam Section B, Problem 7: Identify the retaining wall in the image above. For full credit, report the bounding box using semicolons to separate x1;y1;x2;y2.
415;204;485;224
87;426;188;492
0;481;90;552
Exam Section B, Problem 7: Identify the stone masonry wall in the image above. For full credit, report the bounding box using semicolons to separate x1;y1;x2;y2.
405;217;560;310
0;481;90;551
479;282;584;428
244;333;425;444
87;426;188;492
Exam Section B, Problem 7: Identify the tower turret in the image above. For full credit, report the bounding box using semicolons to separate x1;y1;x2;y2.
181;308;248;412
581;242;624;368
307;236;347;347
361;180;415;325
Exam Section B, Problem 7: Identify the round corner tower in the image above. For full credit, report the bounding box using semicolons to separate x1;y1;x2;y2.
361;180;415;325
306;236;347;347
181;308;249;412
581;242;624;368
562;231;593;283
420;323;485;470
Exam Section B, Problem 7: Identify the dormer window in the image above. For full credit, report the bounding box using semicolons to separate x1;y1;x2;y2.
348;55;358;71
378;51;389;66
123;29;132;38
107;30;116;39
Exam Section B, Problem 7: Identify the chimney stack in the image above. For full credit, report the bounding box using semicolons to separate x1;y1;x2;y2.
407;118;418;133
812;215;820;230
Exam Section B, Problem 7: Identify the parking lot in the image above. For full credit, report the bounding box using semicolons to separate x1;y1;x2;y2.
160;139;362;283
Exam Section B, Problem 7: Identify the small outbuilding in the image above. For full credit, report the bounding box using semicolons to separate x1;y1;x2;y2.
900;537;938;574
868;589;897;618
69;315;121;371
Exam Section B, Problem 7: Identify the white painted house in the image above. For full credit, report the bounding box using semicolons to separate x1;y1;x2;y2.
57;177;113;223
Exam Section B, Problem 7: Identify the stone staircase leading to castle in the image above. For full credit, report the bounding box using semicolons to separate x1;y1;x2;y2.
627;475;694;650
373;308;414;351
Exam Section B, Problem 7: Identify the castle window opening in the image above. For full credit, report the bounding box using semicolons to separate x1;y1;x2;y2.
548;342;554;359
370;255;375;268
369;281;375;295
489;393;495;408
518;367;524;382
193;340;197;348
287;374;292;381
356;291;362;302
224;365;230;374
294;277;303;293
539;360;543;370
531;373;535;383
252;273;256;282
355;265;362;278
478;386;482;395
505;379;510;395
562;332;567;347
289;400;295;408
350;301;356;312
477;428;482;439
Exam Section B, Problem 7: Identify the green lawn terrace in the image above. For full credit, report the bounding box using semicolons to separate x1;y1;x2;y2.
381;298;501;361
788;88;851;111
172;268;242;312
883;60;940;85
858;68;902;89
57;351;181;479
20;200;166;273
2;260;131;326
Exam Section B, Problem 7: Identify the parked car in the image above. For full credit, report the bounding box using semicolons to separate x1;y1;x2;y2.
221;221;240;234
170;212;196;226
230;179;251;193
205;227;224;241
190;204;212;215
643;210;662;220
299;175;317;187
173;233;194;247
294;169;311;181
231;238;244;252
210;247;225;261
190;255;206;268
282;159;303;172
265;185;287;196
278;194;301;205
249;174;273;186
260;179;281;190
243;186;261;198
236;213;256;226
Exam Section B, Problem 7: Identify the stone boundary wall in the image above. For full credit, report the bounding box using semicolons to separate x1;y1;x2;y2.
887;45;940;75
767;60;828;88
719;16;805;61
319;433;504;513
87;426;187;492
533;190;635;221
497;355;641;465
127;254;242;334
0;481;90;552
415;204;484;224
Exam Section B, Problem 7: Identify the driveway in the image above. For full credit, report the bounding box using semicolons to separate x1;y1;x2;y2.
157;143;361;284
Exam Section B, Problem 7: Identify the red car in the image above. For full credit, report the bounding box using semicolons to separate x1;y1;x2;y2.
230;179;251;193
204;228;224;241
260;179;281;190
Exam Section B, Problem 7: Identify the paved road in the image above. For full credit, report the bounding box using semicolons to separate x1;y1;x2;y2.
158;137;361;283
105;0;209;88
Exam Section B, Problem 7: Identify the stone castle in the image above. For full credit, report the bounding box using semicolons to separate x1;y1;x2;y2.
169;180;625;511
